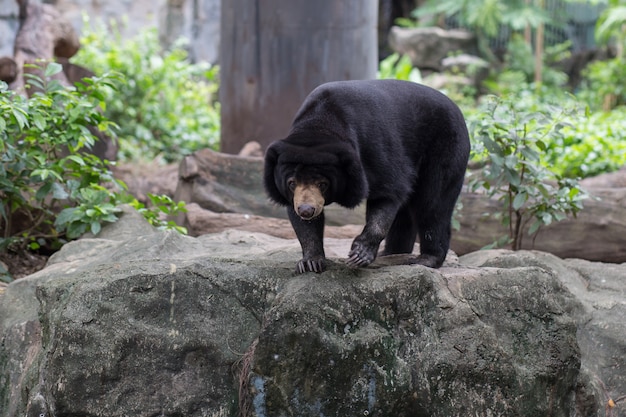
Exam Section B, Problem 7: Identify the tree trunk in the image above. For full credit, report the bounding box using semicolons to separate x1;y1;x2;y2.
219;0;378;154
534;0;545;85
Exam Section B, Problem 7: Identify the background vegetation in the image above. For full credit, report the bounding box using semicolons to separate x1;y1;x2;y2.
385;0;626;247
72;18;221;163
3;0;626;273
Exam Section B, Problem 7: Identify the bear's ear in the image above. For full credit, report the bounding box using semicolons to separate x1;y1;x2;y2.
263;141;290;206
334;148;368;208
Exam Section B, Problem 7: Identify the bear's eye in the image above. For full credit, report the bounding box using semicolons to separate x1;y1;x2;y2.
318;180;329;193
287;178;296;192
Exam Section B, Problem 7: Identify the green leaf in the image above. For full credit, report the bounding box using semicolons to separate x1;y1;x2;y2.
11;108;28;130
44;62;64;77
33;113;47;131
66;222;87;239
512;192;527;210
90;221;101;235
51;182;68;200
55;207;77;227
35;182;53;200
535;139;547;151
528;220;542;235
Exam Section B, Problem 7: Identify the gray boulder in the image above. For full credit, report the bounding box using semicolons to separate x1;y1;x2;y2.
388;26;477;72
1;207;623;416
462;250;626;416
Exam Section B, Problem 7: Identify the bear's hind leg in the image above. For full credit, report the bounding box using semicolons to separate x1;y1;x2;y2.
413;202;453;268
381;205;418;255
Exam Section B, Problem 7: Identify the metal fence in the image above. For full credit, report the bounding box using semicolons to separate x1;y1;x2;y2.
445;0;606;53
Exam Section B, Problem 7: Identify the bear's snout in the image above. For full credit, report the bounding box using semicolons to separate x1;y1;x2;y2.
293;182;325;220
297;204;317;220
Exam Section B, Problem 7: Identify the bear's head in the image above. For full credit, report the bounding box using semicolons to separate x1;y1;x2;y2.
264;138;368;220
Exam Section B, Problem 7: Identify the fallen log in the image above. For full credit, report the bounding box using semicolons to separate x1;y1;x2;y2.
173;148;626;263
454;187;626;263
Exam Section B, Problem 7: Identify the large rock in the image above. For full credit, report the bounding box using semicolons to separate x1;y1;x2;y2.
3;207;624;416
388;26;477;72
461;249;626;416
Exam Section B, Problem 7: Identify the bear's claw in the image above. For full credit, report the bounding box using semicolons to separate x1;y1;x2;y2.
346;242;377;268
296;258;326;274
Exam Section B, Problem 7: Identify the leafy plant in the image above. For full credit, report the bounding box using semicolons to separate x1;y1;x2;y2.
546;107;626;178
377;53;422;82
468;95;588;250
54;184;122;239
0;63;124;251
1;63;188;256
570;0;626;110
412;0;552;64
130;193;188;234
579;57;626;110
595;0;626;58
71;17;220;163
483;34;570;95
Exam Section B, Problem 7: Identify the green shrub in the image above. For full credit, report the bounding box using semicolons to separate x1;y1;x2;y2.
483;34;570;96
0;63;124;251
468;95;587;249
130;193;187;234
578;58;626;111
377;53;422;82
0;64;188;256
71;18;220;163
547;108;626;178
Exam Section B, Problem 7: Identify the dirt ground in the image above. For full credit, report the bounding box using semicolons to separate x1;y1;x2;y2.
0;250;49;281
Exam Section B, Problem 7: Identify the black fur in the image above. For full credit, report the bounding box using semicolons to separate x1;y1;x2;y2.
264;79;470;273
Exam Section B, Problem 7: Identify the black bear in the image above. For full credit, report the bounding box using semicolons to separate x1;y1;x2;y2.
264;79;470;274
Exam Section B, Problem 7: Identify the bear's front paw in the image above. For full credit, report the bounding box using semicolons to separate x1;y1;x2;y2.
347;241;378;268
296;257;326;274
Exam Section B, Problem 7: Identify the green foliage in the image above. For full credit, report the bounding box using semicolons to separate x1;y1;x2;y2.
377;53;422;82
413;0;546;38
468;95;588;250
130;193;188;234
595;0;626;56
579;57;626;110
0;63;124;251
71;17;220;163
412;0;552;63
546;107;626;178
483;34;570;95
1;64;188;256
55;184;122;239
576;0;626;110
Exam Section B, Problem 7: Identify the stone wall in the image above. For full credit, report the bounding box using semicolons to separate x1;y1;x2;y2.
0;0;220;63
